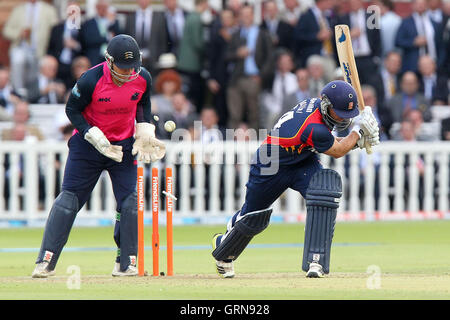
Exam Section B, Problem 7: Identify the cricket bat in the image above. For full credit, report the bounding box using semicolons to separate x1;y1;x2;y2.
334;24;372;154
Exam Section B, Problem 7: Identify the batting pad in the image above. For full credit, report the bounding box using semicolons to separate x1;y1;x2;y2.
36;190;79;270
119;192;138;271
212;207;273;261
302;169;342;274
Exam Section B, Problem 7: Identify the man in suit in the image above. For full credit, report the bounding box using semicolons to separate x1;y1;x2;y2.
387;71;432;123
78;0;121;67
47;1;82;90
207;9;237;127
177;0;210;112
226;4;274;130
417;54;449;105
125;0;169;76
260;0;294;52
370;50;402;108
395;0;444;72
163;0;188;57
294;0;336;77
338;0;382;85
2;0;58;92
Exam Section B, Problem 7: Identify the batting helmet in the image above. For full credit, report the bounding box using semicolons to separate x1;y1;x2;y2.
320;80;359;131
105;34;142;82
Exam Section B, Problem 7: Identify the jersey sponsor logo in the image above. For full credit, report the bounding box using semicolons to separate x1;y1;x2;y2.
131;92;140;100
72;84;81;98
98;97;111;102
43;250;54;263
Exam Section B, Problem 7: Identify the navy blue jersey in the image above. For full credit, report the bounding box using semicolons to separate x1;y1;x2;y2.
255;98;335;167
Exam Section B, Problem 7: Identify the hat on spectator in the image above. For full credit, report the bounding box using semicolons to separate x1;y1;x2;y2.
157;53;177;69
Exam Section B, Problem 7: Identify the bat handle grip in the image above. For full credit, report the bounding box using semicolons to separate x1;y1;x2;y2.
365;142;373;155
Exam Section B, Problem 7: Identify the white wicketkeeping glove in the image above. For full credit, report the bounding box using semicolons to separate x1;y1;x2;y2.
84;126;123;162
132;122;166;163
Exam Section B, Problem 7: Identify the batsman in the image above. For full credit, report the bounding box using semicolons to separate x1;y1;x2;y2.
212;80;380;278
32;35;165;278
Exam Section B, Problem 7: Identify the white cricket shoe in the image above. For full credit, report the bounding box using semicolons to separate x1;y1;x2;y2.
111;262;138;277
306;262;324;278
215;260;235;278
31;261;55;278
212;233;235;278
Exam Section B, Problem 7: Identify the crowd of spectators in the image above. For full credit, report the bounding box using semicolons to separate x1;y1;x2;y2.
0;0;449;144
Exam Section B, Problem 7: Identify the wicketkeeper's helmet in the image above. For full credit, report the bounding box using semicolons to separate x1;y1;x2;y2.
105;34;142;82
320;80;359;131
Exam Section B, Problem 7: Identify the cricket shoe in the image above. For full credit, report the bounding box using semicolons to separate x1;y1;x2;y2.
31;261;55;278
306;262;324;278
111;262;138;277
212;233;235;278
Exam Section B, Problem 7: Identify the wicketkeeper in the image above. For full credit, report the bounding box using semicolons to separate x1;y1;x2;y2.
32;35;165;278
212;80;380;278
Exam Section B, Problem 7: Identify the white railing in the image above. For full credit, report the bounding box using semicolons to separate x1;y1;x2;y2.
0;140;449;225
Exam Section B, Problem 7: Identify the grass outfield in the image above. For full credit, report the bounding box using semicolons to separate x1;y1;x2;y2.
0;221;449;300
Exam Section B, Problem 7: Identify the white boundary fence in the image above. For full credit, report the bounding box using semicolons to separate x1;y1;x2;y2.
0;140;449;227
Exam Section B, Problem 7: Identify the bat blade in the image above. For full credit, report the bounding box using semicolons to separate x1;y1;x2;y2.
334;24;372;154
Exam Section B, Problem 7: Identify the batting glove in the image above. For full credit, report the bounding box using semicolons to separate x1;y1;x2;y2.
84;126;123;162
132;122;166;163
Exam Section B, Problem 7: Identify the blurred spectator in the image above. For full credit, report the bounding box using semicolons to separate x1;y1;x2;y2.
0;66;14;114
261;51;298;129
125;0;169;76
158;92;198;139
227;0;244;17
294;0;335;72
280;0;302;27
441;117;450;140
164;0;188;57
152;69;182;117
226;4;273;130
338;0;381;85
428;0;444;24
362;85;393;141
78;0;121;67
387;71;432;123
306;55;327;97
417;55;449;105
47;1;82;89
207;9;237;127
66;56;91;91
405;109;438;141
260;0;294;51
2;0;58;92
395;0;444;72
29;55;66;104
1;101;44;141
195;107;225;143
379;51;402;105
369;50;402;107
177;0;209;113
373;0;402;57
281;68;312;114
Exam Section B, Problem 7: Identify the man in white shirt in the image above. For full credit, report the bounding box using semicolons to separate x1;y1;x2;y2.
261;51;298;129
373;0;402;57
